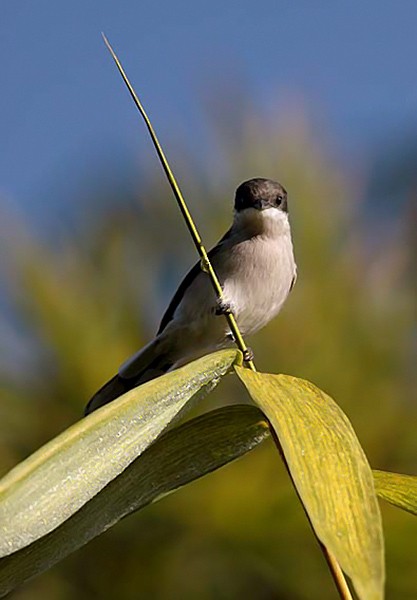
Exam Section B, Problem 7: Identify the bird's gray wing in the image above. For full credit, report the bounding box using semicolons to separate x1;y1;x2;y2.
157;227;233;335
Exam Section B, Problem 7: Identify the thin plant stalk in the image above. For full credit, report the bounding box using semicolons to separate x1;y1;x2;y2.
102;33;255;371
322;546;354;600
270;427;353;600
101;34;351;599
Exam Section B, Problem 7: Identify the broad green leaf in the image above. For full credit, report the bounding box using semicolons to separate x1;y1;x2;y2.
0;349;239;558
374;470;417;516
236;367;384;600
0;405;268;598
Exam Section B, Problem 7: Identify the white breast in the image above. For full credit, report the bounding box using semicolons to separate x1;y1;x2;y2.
221;208;296;335
168;207;296;351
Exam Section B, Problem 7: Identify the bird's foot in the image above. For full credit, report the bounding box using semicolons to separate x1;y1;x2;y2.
200;257;210;273
215;298;233;316
243;347;254;362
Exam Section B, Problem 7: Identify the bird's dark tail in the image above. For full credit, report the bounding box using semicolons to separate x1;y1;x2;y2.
84;375;133;416
84;337;174;416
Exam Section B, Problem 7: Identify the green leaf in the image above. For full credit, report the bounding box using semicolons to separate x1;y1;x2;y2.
0;349;239;558
236;367;385;600
0;404;268;598
374;470;417;516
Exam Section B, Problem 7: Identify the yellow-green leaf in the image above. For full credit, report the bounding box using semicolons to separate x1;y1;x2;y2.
0;404;268;598
0;349;239;558
374;470;417;516
236;367;384;600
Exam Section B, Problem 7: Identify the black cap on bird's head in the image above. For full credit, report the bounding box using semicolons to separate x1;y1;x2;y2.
234;178;288;213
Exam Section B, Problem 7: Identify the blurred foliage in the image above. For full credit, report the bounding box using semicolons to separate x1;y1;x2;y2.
0;100;416;599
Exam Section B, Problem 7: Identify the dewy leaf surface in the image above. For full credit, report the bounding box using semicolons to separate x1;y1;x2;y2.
236;367;385;600
0;349;239;557
374;470;417;516
0;405;268;598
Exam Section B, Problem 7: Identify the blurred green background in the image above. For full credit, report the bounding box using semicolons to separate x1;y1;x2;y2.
1;3;417;599
1;110;416;599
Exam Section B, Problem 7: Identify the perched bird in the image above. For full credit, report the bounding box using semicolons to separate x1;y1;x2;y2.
85;177;297;415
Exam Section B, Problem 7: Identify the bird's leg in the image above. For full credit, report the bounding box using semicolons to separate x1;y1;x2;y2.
216;301;253;361
226;331;254;362
223;316;254;362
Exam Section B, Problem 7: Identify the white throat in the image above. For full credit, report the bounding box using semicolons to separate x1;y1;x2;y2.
234;207;290;238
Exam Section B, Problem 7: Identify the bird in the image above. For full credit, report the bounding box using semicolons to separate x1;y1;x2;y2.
85;177;297;415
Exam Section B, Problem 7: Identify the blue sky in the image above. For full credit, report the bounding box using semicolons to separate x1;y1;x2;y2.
2;1;417;225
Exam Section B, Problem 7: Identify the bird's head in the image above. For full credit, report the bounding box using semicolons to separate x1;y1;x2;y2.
234;178;288;214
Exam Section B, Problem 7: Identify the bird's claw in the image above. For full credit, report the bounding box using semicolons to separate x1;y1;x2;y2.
200;257;210;273
243;347;254;362
215;299;233;316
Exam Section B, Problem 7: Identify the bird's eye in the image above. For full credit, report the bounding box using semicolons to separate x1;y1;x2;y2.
276;194;283;205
